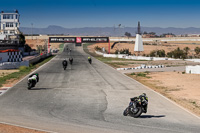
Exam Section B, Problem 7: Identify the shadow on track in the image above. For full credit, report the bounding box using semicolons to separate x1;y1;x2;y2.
29;88;52;90
139;115;165;118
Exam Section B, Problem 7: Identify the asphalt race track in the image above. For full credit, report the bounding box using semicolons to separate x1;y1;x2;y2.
0;43;200;133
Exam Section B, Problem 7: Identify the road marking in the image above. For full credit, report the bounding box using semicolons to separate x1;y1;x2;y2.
0;87;10;96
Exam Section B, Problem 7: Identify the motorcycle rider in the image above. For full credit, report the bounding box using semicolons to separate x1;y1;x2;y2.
88;56;92;64
62;59;68;69
69;57;73;65
28;73;39;87
129;93;148;113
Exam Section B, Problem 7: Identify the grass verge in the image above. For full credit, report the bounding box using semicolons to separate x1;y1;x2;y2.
0;55;55;87
59;43;64;52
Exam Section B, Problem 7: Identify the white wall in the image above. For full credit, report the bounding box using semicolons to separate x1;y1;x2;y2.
110;37;200;42
0;53;9;62
186;65;200;74
0;61;29;69
95;51;104;55
185;59;200;63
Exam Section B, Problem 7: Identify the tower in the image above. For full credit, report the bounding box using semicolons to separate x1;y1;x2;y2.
137;21;141;35
134;21;143;54
0;10;20;35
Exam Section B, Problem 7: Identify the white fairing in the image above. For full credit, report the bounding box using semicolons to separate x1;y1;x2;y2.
134;34;144;52
28;75;37;81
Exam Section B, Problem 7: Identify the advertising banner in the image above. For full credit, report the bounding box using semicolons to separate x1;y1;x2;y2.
49;37;109;43
76;37;82;43
82;37;109;43
49;37;76;43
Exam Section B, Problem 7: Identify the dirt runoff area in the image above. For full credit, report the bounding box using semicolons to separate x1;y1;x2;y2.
0;123;47;133
89;41;199;56
128;71;200;116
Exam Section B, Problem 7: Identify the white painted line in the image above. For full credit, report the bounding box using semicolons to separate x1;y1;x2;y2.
0;88;9;96
0;121;57;133
0;87;10;89
0;90;7;95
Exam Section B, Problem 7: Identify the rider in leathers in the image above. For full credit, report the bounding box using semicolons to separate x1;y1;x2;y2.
62;59;68;68
129;93;148;113
28;73;39;87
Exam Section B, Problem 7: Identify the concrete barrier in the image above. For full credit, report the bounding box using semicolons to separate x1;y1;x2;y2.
95;51;104;55
29;53;52;65
95;51;196;63
116;64;165;71
153;57;167;61
0;61;29;69
185;59;200;63
103;54;118;58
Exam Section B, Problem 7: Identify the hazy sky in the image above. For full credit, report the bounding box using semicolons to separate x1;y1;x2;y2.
1;0;200;28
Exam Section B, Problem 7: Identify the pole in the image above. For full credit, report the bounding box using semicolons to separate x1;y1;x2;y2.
48;38;50;54
108;38;110;54
31;23;33;39
118;24;121;44
46;39;48;54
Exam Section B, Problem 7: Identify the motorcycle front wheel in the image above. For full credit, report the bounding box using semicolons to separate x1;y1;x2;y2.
27;82;32;90
123;107;129;116
131;107;142;118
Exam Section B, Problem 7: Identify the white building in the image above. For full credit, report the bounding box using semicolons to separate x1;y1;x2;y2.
186;65;200;74
0;10;20;35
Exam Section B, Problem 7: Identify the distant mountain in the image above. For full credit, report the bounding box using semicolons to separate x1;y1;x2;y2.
20;25;200;36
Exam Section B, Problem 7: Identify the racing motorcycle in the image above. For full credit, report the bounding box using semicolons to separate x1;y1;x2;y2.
27;78;36;90
69;58;73;65
123;97;148;118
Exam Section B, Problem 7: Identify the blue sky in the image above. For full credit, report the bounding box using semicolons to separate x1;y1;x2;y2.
1;0;200;28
